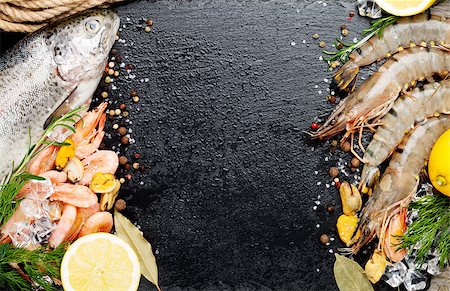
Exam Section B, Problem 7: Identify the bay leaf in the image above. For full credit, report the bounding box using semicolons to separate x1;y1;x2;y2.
114;210;161;291
334;254;374;291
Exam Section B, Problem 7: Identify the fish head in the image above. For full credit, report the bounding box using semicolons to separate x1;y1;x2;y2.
45;9;120;83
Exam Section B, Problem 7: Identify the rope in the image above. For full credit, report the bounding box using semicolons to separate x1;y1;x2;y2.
0;0;124;33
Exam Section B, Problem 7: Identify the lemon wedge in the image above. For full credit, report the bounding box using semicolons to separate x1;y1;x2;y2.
428;129;450;197
61;233;141;291
375;0;436;16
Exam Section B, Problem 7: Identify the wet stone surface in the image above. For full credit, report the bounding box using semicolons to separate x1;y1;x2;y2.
0;0;398;290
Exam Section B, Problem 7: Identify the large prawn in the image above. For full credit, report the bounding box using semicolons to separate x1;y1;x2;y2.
350;116;450;255
360;79;450;191
311;47;450;141
335;12;450;91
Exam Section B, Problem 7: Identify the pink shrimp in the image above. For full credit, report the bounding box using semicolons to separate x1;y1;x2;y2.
0;204;27;244
71;102;107;146
51;184;98;208
80;150;119;185
384;209;407;263
75;113;106;160
66;203;100;241
48;204;77;248
78;211;113;237
26;146;58;175
39;170;68;184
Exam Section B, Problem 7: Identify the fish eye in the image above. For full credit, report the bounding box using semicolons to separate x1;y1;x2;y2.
85;18;101;33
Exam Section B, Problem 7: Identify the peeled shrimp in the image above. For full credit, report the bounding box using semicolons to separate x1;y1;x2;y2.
26;146;58;175
360;80;450;190
80;150;119;185
335;14;450;91
78;211;113;237
312;47;450;141
51;184;97;208
351;116;450;254
48;204;77;248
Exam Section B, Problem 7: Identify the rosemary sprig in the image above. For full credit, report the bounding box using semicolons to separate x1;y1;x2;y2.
0;244;66;291
323;15;399;63
401;194;450;268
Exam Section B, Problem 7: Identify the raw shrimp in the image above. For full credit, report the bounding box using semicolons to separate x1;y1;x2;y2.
335;14;450;91
75;112;106;160
351;116;450;254
360;80;450;191
26;146;58;175
51;184;97;208
78;211;113;237
311;47;450;141
383;209;407;263
48;204;77;248
80;150;119;185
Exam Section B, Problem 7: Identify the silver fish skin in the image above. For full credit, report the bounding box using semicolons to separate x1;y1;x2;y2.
0;9;120;179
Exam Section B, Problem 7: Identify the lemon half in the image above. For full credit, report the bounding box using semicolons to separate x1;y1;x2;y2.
375;0;436;16
61;232;141;291
428;128;450;197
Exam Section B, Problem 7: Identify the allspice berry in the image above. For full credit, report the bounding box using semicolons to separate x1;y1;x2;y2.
115;199;126;211
350;157;361;168
118;127;127;136
119;156;128;166
329;167;339;178
121;136;130;145
320;234;330;244
341;141;351;152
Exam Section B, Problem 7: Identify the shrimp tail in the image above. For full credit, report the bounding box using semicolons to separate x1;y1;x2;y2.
359;164;380;194
334;61;359;92
350;216;377;254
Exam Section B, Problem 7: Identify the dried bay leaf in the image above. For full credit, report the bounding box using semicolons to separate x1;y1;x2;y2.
114;210;161;291
334;254;374;291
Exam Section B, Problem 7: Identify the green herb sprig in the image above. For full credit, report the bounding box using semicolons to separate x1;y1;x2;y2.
0;244;66;291
323;15;399;63
401;194;450;268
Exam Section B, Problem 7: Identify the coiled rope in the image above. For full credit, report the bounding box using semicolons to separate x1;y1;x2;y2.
0;0;124;33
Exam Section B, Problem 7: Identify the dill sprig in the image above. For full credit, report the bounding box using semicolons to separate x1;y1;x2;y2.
0;244;66;291
323;15;398;63
401;194;450;268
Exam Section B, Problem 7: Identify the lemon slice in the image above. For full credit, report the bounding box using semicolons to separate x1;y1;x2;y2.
90;172;116;193
428;129;450;197
375;0;436;16
61;233;141;291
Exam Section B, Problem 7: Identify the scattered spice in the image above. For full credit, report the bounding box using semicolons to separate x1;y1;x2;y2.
341;141;351;152
327;95;337;103
311;122;319;130
350;157;360;168
108;61;114;68
118;127;127;136
119;103;126;110
132;96;140;103
329;167;339;178
146;19;153;26
134;153;141;159
119;177;126;184
122;111;129;118
119;156;128;166
121;136;130;145
115;199;127;211
349;11;355;17
144;26;151;33
330;140;338;147
130;89;138;96
113;124;119;130
133;163;140;170
105;76;112;84
320;234;330;244
341;28;349;37
319;41;326;48
125;174;132;180
312;33;320;39
124;163;131;171
101;91;108;98
326;205;335;213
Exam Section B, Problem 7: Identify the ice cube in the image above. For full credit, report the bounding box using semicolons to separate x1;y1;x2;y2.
384;262;408;287
404;270;427;291
427;257;442;276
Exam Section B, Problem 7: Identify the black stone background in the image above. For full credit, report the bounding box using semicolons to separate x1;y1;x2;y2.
0;0;397;290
